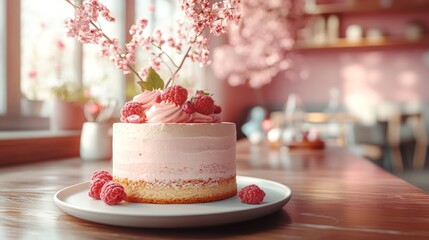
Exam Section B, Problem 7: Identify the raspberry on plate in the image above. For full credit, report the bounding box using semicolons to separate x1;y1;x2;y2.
88;178;108;200
91;170;113;181
100;181;127;205
192;95;215;115
238;184;266;204
161;85;188;106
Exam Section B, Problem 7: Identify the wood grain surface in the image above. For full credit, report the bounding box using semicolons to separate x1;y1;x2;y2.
1;140;428;240
0;132;80;166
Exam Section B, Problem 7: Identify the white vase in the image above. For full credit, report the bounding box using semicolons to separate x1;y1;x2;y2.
80;122;112;161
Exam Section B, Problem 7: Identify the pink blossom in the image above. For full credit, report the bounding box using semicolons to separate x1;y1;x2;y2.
64;0;115;44
148;3;155;13
212;0;304;88
64;0;241;85
138;66;151;79
149;54;162;71
87;102;102;114
57;39;65;50
28;70;37;79
152;29;165;47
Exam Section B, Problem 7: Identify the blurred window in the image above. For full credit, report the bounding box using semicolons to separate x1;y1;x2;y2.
0;0;128;130
0;0;196;130
21;0;78;102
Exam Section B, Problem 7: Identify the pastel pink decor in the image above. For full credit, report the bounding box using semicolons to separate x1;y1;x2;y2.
219;47;429;123
216;10;429;123
50;100;86;131
266;48;429;100
212;0;304;88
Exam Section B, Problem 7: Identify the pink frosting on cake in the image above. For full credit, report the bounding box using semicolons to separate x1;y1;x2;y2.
192;112;221;123
126;90;222;124
132;90;161;110
113;123;236;182
145;102;192;123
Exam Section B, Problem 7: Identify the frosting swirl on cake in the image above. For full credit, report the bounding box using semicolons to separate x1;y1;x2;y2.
133;90;161;110
146;102;192;123
192;112;221;123
121;87;223;124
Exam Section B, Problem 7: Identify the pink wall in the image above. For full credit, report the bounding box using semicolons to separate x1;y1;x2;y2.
221;47;429;124
219;10;429;125
265;48;429;103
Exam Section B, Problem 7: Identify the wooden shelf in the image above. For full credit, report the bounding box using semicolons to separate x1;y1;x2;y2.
295;37;429;50
305;2;429;15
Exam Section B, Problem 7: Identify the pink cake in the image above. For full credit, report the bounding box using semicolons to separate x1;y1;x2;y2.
112;87;237;204
113;122;236;203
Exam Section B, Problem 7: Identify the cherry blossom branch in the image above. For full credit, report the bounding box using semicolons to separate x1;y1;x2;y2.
88;22;143;82
164;28;205;87
65;0;75;9
165;46;192;87
65;0;143;82
158;55;174;77
65;0;241;89
151;43;179;69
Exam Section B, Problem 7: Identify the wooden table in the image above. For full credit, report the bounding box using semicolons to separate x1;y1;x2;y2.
1;140;429;239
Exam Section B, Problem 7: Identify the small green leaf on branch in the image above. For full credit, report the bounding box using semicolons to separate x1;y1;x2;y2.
138;67;165;91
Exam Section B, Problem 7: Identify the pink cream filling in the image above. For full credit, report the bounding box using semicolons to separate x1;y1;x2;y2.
113;137;236;182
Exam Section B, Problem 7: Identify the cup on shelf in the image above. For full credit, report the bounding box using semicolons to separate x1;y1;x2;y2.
366;28;384;42
405;21;423;41
346;24;363;43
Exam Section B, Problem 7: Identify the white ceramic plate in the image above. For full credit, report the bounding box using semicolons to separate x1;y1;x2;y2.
53;176;292;228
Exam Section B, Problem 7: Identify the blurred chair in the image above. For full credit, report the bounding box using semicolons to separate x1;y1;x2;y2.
347;120;387;165
387;112;427;171
349;110;427;172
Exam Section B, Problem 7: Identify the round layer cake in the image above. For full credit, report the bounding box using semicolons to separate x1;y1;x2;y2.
112;122;237;204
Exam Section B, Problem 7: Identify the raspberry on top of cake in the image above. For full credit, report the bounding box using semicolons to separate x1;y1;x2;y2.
121;84;222;124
